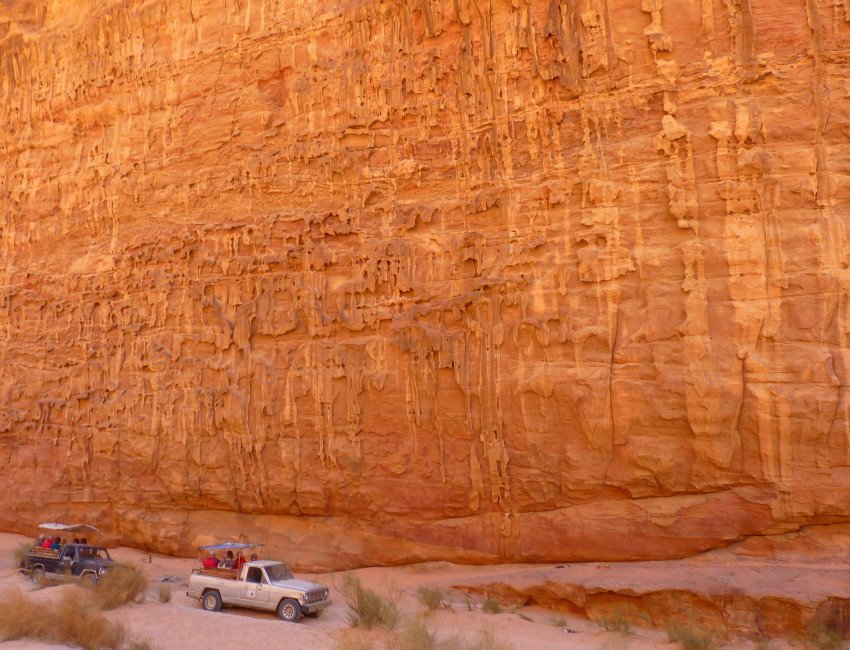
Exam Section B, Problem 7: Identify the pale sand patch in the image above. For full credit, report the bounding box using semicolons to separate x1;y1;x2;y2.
0;531;824;649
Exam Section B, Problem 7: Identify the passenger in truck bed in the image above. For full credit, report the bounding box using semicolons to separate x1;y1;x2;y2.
202;550;219;568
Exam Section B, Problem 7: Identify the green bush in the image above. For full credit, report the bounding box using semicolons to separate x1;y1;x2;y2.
418;586;446;610
340;574;400;630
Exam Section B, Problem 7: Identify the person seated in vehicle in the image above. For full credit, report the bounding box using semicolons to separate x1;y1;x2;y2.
245;567;262;583
50;537;62;550
41;536;53;549
202;550;219;568
80;538;87;544
221;550;235;569
233;551;246;571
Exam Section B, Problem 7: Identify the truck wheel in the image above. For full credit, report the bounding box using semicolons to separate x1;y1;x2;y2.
201;590;222;612
277;598;301;622
30;568;45;587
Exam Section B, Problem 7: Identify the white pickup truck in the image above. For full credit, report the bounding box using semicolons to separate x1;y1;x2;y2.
187;559;331;622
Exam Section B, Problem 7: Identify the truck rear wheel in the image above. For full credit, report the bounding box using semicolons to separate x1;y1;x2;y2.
277;598;301;622
201;590;222;612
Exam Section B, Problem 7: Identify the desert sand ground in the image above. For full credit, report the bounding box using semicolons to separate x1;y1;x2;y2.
1;530;842;649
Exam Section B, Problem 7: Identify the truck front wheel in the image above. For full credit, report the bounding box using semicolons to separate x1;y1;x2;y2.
29;568;45;587
201;591;222;612
277;598;301;622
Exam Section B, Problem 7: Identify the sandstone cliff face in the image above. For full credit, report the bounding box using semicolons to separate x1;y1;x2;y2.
0;0;849;569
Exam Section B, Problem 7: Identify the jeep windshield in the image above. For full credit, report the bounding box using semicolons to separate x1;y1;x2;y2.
265;563;293;582
79;547;111;561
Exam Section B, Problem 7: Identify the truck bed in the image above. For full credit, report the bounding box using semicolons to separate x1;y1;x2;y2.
196;567;238;580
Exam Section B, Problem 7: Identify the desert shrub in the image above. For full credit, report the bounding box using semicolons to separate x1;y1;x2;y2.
442;626;513;650
129;639;162;650
418;586;446;611
482;597;502;614
751;638;775;650
805;623;846;650
595;605;639;636
156;584;172;604
667;620;719;650
517;613;532;622
93;563;148;610
0;587;126;650
340;574;400;630
13;542;31;568
396;616;439;650
549;616;568;627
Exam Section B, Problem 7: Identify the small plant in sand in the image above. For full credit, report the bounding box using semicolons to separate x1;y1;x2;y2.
397;616;439;650
595;605;642;636
156;584;172;604
13;542;31;569
482;597;502;614
418;585;446;611
451;626;514;650
129;638;163;650
549;615;568;628
340;574;400;630
93;563;148;610
0;587;126;650
804;622;846;650
667;618;720;650
750;637;775;650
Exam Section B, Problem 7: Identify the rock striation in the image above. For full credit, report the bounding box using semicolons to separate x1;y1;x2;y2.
1;0;849;569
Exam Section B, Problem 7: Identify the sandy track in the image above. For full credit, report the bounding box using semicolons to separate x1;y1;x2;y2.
1;531;832;649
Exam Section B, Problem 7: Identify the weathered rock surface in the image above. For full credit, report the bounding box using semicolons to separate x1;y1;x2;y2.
0;0;849;568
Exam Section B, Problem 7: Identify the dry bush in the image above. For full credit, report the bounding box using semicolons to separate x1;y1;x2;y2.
396;616;438;650
442;626;513;650
804;622;846;650
156;584;172;604
340;574;400;630
417;586;446;611
594;605;644;636
667;620;720;650
13;542;31;569
129;639;162;650
482;597;502;614
0;587;126;650
93;563;148;610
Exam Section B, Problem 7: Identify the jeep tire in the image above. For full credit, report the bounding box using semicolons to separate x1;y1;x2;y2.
201;590;222;612
277;598;301;622
29;568;45;587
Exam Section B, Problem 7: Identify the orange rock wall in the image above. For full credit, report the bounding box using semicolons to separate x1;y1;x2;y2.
1;0;849;569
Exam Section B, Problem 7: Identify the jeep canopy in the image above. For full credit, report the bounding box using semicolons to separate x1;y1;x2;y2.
198;542;265;551
37;523;100;534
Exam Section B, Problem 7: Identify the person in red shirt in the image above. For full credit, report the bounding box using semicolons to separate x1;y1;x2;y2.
233;552;246;571
41;537;53;549
202;551;219;568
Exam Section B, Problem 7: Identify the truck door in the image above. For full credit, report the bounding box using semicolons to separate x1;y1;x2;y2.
240;567;271;607
59;547;76;576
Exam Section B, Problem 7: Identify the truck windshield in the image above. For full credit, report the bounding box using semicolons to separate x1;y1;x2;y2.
265;563;293;582
79;547;111;561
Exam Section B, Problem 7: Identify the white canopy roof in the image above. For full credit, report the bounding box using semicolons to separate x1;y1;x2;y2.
37;523;99;534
